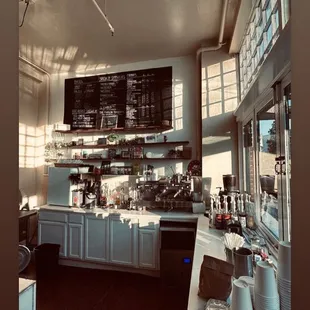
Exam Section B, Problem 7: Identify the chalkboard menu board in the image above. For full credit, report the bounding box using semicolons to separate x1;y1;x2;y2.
64;67;173;130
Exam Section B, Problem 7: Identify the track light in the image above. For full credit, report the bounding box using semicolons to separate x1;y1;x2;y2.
91;0;115;36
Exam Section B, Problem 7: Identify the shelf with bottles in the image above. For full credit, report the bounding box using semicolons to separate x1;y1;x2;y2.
66;140;190;149
54;125;173;135
46;125;191;166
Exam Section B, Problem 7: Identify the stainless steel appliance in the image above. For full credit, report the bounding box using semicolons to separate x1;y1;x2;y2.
159;219;196;295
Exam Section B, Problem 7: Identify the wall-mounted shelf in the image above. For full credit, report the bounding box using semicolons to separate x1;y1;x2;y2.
67;141;189;149
53;157;191;167
54;126;173;135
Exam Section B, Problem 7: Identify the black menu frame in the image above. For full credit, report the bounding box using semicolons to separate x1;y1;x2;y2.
64;66;173;130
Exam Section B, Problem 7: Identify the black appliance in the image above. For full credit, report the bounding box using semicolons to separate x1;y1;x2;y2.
223;174;237;192
226;219;243;236
217;174;240;211
160;220;196;296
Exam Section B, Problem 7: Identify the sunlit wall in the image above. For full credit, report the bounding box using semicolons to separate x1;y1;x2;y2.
19;61;49;208
201;47;239;201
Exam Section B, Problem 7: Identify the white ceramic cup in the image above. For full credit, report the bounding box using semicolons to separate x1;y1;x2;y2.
254;261;278;298
239;276;254;304
277;241;291;281
231;279;253;310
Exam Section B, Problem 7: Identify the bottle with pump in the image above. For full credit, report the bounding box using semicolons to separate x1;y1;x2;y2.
238;194;247;229
214;195;223;229
230;195;238;221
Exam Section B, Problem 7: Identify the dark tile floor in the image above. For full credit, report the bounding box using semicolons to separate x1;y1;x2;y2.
20;257;189;310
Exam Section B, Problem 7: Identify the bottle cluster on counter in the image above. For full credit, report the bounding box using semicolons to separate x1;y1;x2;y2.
209;193;256;233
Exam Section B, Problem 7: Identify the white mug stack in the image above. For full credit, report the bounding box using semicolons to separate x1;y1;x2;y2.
277;241;291;310
254;261;280;310
231;279;253;310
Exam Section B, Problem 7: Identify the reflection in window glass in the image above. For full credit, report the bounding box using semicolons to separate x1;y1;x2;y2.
243;120;255;197
283;84;291;240
257;101;279;239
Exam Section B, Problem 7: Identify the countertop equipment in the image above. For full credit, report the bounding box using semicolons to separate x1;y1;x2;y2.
159;219;196;296
136;173;201;205
217;174;240;211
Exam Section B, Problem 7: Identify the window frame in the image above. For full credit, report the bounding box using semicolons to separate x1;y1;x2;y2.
238;75;291;257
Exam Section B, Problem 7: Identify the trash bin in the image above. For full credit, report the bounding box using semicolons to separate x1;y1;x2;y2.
34;243;60;280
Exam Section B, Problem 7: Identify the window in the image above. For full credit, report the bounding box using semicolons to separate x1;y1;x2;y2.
239;78;292;247
238;0;286;99
257;101;279;239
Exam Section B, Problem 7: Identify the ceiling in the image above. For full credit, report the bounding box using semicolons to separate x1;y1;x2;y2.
19;0;241;74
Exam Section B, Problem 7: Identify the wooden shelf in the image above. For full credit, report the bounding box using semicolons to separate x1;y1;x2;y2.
67;141;189;149
71;173;140;177
54;126;173;135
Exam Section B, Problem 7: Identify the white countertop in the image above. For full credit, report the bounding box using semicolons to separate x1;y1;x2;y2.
39;205;225;309
187;215;226;310
19;278;36;294
39;205;199;220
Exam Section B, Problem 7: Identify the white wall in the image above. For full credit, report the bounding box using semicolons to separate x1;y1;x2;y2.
201;48;239;198
49;56;197;175
19;60;49;207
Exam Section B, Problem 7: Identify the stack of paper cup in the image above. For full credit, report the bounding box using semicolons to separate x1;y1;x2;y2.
231;279;253;310
239;276;255;305
254;261;280;310
277;241;291;310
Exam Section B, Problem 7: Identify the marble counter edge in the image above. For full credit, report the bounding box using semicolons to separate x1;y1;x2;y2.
38;205;200;219
187;215;226;310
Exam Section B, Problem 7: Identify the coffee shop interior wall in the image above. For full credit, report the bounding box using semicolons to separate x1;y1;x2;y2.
20;50;241;206
19;60;49;208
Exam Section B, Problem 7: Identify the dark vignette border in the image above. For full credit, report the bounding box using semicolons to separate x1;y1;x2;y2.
291;1;310;309
0;1;19;309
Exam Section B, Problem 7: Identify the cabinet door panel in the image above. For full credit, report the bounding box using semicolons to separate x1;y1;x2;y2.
38;221;67;257
68;224;83;260
110;217;138;266
139;229;157;269
85;216;109;262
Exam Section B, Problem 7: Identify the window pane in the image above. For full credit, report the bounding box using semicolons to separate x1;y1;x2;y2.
266;23;273;45
257;101;279;239
265;1;272;21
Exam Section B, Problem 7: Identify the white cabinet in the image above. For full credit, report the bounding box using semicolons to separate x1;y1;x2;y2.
68;223;83;260
138;229;158;269
38;220;68;257
19;280;36;310
109;216;138;267
84;215;109;263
